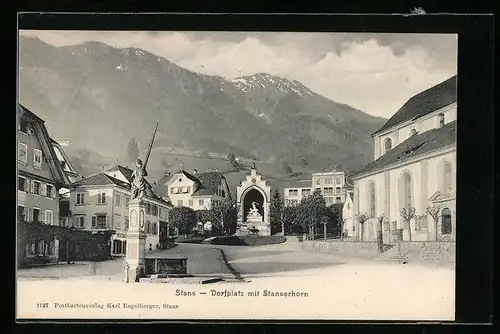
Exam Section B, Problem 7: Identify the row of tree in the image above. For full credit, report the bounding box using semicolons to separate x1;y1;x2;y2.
166;189;346;239
354;204;446;242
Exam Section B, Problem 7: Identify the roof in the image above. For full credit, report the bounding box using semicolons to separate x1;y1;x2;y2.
73;172;171;205
373;75;457;136
158;170;228;198
107;165;134;183
190;171;226;196
72;172;130;189
353;121;456;178
283;179;312;189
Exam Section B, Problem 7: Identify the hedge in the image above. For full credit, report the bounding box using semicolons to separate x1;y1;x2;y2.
204;235;286;246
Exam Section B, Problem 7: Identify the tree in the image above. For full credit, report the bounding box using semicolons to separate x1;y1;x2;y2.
295;189;327;240
269;189;285;235
203;198;237;236
321;216;329;241
376;214;385;252
355;213;370;241
169;207;197;235
327;204;343;237
300;156;308;167
127;138;139;163
280;161;292;175
226;152;240;172
425;205;441;241
399;206;417;241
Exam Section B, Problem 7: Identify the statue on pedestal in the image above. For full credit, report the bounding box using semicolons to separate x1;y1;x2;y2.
131;159;148;200
247;201;261;218
130;122;159;201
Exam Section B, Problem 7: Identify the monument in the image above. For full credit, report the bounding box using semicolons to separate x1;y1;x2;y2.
125;123;158;283
236;166;272;236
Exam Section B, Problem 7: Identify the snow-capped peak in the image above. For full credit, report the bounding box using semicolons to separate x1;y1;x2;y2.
225;73;315;98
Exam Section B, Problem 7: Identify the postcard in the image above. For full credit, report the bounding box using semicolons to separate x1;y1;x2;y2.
16;25;457;321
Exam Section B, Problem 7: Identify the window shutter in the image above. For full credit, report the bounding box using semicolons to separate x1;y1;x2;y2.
102;193;106;204
106;216;110;228
30;180;34;193
92;216;96;228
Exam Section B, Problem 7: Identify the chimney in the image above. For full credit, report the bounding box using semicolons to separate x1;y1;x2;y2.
215;168;219;173
193;169;197;175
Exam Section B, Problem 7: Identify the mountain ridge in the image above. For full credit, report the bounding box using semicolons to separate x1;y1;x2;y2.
18;35;386;179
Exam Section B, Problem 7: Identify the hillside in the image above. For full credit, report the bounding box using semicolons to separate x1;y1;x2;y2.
18;36;386;183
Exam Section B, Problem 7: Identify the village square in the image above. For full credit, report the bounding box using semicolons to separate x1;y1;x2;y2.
17;74;456;282
16;31;458;320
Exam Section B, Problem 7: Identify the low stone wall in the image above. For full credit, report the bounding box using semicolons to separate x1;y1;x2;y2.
400;241;456;266
301;240;379;259
301;240;456;266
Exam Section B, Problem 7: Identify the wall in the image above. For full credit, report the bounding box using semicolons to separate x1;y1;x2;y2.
71;187;114;229
301;240;379;259
17;131;54;181
190;196;213;211
375;103;457;159
283;186;311;206
354;148;456;242
342;196;354;237
167;173;196;207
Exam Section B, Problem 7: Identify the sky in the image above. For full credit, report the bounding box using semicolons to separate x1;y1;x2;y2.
20;30;457;119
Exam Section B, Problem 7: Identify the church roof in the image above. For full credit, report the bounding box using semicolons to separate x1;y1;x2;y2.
353;121;456;179
373;75;457;136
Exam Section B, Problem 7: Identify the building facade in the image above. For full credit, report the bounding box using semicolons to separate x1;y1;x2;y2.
70;166;172;257
351;75;457;242
283;170;347;207
162;169;231;210
17;104;72;264
283;179;312;207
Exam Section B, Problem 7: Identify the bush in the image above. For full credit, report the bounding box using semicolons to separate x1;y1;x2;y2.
204;235;286;246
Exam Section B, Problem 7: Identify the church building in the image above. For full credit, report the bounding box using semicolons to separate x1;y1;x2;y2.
351;75;457;242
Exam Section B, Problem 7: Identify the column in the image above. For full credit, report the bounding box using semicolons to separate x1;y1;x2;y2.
126;199;146;282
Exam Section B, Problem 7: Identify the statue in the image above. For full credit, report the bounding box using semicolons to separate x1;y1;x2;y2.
130;122;159;201
248;201;261;217
131;159;148;200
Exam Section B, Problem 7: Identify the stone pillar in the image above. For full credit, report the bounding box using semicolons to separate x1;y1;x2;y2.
126;199;147;282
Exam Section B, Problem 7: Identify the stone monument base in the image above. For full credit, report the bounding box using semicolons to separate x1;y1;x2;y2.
244;216;271;236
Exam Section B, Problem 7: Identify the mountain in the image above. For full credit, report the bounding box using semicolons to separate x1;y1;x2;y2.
18;36;386;179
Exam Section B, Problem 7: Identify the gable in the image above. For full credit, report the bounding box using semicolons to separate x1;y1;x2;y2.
18;104;70;186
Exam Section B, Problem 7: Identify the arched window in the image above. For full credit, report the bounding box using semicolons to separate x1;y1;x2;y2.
384;138;392;152
400;172;413;209
441;208;452;235
409;128;418;137
368;182;376;217
444;163;453;193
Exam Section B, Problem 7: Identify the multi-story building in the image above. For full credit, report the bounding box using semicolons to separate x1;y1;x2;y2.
351;75;457;242
283;179;312;207
312;170;347;205
283;170;347;207
162;168;231;210
17;104;72;264
70;165;172;256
